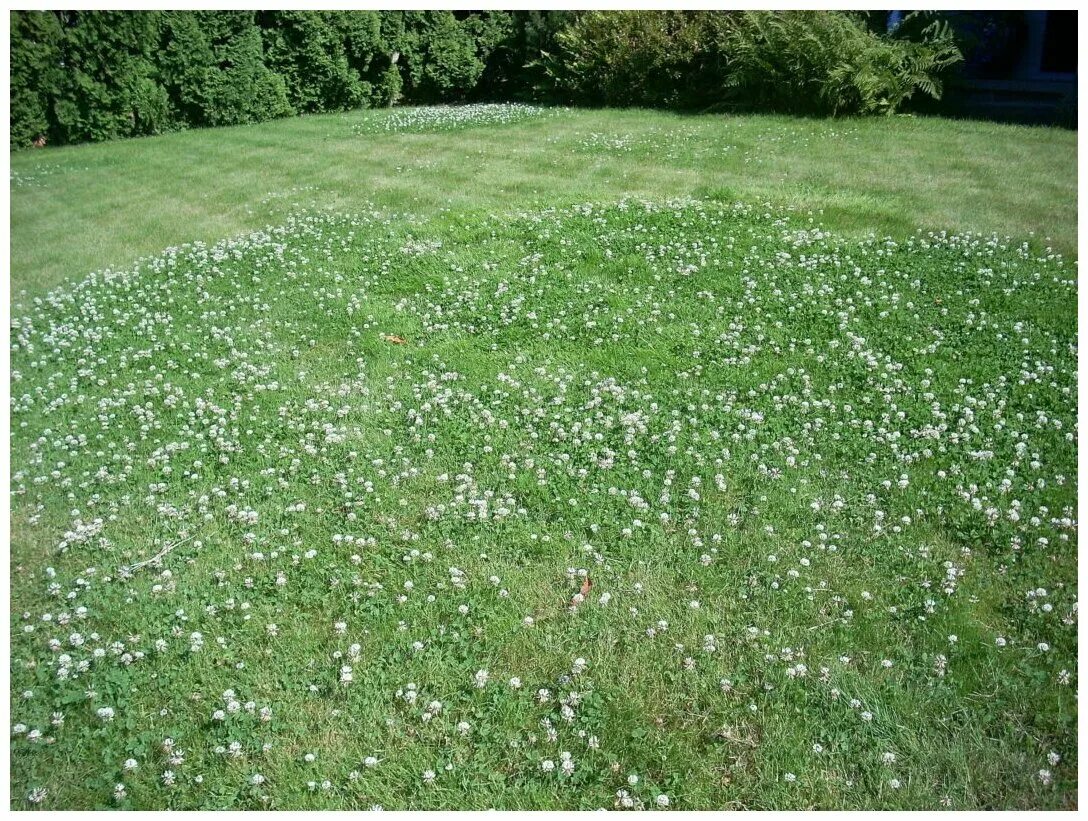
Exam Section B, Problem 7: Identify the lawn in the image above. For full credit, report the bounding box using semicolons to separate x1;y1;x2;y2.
9;105;1077;295
8;105;1078;810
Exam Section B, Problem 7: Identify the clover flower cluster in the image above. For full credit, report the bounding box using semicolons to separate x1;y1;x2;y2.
353;103;553;134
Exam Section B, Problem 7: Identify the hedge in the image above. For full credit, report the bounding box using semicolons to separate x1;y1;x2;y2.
9;10;961;148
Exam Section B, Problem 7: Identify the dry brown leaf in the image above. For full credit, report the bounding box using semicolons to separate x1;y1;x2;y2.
569;576;593;607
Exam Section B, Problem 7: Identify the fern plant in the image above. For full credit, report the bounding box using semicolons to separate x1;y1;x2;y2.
541;10;962;115
721;11;962;115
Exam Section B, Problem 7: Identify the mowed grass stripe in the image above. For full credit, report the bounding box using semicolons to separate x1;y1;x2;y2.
10;107;1076;295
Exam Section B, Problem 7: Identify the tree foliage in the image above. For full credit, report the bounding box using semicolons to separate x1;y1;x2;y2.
158;11;294;129
720;11;962;116
540;11;730;108
9;9;964;149
544;10;962;115
259;11;364;113
9;11;65;147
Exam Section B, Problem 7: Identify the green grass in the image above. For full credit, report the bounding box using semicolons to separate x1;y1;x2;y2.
8;106;1078;810
9;106;1077;296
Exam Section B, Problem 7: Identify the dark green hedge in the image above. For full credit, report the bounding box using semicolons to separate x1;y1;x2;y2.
9;10;537;147
10;10;961;149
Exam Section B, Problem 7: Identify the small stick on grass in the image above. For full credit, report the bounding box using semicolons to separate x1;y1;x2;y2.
125;534;196;573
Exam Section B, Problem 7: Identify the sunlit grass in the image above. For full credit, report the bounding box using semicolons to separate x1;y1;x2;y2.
9;106;1076;296
9;184;1077;809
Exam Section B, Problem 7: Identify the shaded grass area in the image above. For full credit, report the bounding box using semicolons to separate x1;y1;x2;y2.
10;107;1077;295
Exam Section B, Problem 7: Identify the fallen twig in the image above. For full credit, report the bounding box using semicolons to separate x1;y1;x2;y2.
124;534;196;573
